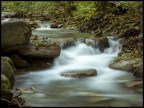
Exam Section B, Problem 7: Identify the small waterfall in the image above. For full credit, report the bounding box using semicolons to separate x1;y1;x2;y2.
60;37;121;55
16;37;129;91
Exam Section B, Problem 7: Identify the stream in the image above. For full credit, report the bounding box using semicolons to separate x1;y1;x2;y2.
13;22;142;107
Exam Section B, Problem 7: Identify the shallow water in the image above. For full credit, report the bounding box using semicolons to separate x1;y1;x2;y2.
14;22;143;107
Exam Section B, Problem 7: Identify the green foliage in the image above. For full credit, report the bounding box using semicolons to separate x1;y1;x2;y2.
73;1;96;20
1;1;143;20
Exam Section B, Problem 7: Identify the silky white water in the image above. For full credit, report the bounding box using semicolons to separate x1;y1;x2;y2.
14;23;142;107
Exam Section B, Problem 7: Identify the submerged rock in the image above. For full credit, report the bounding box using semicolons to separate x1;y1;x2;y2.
1;21;31;53
61;69;97;78
72;92;107;97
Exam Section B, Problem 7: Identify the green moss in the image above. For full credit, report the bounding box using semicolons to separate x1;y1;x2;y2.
1;74;11;89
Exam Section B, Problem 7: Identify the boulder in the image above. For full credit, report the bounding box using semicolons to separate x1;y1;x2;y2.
1;60;15;89
50;23;58;28
1;21;31;53
1;74;13;101
109;53;142;73
61;69;97;78
17;44;61;58
8;54;29;68
1;56;16;71
1;89;13;101
1;74;11;90
97;37;109;52
61;40;76;49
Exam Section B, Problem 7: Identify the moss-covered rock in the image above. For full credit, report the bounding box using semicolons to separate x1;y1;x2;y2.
1;56;16;71
1;74;11;89
1;89;13;101
1;73;13;101
1;61;15;89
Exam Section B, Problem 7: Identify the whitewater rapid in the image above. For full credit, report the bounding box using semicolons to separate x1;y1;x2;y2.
16;37;131;94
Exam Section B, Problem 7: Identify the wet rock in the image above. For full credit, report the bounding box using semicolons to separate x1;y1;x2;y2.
8;54;29;68
1;74;11;89
133;63;143;78
50;23;58;28
61;69;97;78
1;56;16;71
61;40;76;49
1;74;13;101
1;89;13;101
109;53;142;72
1;60;15;89
97;37;109;52
17;44;61;58
1;21;31;53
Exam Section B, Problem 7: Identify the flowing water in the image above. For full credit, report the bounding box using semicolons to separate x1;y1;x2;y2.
13;22;142;107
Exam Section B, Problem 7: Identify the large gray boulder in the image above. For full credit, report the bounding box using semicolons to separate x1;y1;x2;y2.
17;44;61;58
1;21;31;53
109;53;142;75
